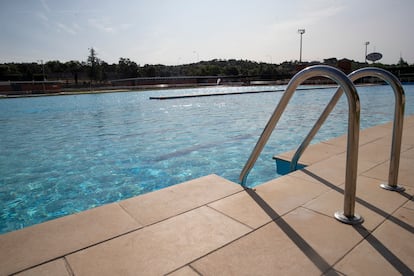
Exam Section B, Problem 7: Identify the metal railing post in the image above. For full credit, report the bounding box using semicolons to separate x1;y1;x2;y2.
289;67;405;192
239;65;363;224
353;69;405;192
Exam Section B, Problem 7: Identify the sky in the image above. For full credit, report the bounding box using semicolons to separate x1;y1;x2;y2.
0;0;413;65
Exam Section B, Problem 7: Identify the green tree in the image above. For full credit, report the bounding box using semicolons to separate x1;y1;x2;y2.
16;63;39;80
0;64;23;81
397;57;408;67
65;60;82;84
224;65;239;76
142;64;157;77
46;60;64;74
117;58;139;78
87;47;102;82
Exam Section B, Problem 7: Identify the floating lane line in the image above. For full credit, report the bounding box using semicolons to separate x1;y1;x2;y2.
149;86;336;100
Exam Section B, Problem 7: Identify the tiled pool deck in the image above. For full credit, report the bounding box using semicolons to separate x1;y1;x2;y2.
1;115;413;275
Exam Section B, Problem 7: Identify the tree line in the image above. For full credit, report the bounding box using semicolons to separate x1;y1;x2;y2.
1;47;413;83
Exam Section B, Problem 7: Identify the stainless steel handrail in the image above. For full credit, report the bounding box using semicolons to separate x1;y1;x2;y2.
239;65;363;224
290;67;405;192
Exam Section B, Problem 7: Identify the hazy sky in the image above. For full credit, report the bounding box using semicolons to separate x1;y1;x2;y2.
1;0;413;65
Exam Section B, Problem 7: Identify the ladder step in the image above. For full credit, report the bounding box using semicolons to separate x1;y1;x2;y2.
273;157;305;175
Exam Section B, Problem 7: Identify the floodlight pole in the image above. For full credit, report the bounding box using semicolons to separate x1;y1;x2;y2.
298;29;305;63
365;41;370;63
193;51;199;63
38;59;46;93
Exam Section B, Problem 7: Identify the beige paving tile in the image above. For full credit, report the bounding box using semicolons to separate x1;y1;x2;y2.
358;142;398;163
302;185;352;221
401;146;414;159
304;176;411;231
191;219;324;275
363;125;389;141
332;207;414;275
405;118;414;130
321;133;347;148
208;175;330;229
287;169;332;185
167;266;200;276
275;142;345;166
66;206;251;276
377;121;394;129
283;207;366;265
323;125;390;148
119;174;242;226
14;259;71;276
293;154;378;186
330;236;407;276
402;127;414;146
404;115;414;127
403;198;414;210
372;207;414;269
369;137;413;160
0;203;140;276
293;162;347;187
393;203;414;226
355;176;413;213
371;129;414;147
362;157;414;188
368;134;392;147
208;190;272;229
256;175;331;214
318;116;412;152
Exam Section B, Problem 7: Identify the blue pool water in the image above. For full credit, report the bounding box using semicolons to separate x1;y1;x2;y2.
1;84;414;234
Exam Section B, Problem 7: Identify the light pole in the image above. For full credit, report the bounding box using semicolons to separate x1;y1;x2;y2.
364;41;370;63
298;29;305;63
38;59;45;93
193;51;199;63
266;54;273;64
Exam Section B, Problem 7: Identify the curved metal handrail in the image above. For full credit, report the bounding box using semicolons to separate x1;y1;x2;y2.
239;65;363;224
290;67;405;192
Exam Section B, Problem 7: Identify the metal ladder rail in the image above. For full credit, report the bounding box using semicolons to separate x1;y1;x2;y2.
289;67;405;192
239;65;363;224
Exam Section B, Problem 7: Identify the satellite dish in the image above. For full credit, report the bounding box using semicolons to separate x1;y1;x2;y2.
366;52;383;62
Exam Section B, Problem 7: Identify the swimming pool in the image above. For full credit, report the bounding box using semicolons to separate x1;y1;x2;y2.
1;84;413;234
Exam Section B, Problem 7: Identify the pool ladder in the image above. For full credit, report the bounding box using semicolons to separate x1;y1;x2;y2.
239;65;405;225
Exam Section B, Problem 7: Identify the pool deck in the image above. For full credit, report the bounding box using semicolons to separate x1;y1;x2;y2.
1;115;413;275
